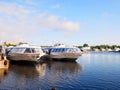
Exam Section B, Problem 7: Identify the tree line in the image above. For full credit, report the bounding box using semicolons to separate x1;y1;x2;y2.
78;43;120;50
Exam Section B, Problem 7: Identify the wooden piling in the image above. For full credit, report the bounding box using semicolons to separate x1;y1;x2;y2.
0;60;10;69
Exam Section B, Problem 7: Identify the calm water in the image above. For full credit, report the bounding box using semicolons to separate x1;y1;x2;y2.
0;52;120;90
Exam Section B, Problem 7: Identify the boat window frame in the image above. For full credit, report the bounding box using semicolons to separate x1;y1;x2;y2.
24;48;32;53
51;48;81;53
9;48;26;53
34;48;41;53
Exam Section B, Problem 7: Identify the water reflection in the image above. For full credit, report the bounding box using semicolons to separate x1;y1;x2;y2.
10;61;83;79
39;61;83;82
46;61;83;74
10;63;39;78
0;61;83;89
0;52;120;90
79;52;120;65
0;68;9;83
36;61;83;79
36;63;46;78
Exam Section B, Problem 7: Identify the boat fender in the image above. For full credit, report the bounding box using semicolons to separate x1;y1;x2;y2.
4;60;7;66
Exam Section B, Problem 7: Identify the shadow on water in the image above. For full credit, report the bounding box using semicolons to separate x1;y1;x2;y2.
0;60;83;89
1;52;120;90
44;60;83;73
9;60;83;78
9;61;42;79
10;60;37;66
8;60;83;81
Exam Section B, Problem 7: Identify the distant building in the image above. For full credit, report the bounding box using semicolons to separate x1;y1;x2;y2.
106;48;113;52
81;46;91;52
100;48;106;52
93;48;99;52
114;48;120;51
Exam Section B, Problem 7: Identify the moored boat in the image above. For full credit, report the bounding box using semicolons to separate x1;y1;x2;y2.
43;43;82;61
7;43;45;62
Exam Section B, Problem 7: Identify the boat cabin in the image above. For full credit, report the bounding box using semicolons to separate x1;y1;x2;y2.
50;48;81;53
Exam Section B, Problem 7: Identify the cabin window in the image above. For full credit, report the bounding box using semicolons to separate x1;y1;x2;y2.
73;48;76;53
35;48;40;53
64;48;68;53
51;49;55;52
59;48;65;52
59;48;62;52
17;48;25;53
57;48;60;52
42;48;47;52
51;48;65;52
68;48;71;52
55;49;58;52
63;48;65;52
10;48;18;53
9;48;25;53
65;48;74;53
31;48;35;53
24;48;31;53
52;48;60;52
31;48;40;53
58;48;61;52
53;49;56;52
52;49;56;52
75;48;81;53
58;48;62;52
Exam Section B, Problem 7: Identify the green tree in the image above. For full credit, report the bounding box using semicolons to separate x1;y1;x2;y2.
83;43;89;47
78;46;82;48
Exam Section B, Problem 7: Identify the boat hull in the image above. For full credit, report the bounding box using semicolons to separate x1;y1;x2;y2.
43;52;82;61
7;53;40;61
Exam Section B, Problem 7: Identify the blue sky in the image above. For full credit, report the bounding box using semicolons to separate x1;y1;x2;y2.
0;0;120;46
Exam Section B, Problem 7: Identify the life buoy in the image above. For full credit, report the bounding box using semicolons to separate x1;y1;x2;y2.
4;60;7;66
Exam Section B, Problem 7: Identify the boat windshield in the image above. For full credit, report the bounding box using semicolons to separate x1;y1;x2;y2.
31;48;41;53
24;48;31;53
24;48;41;53
51;48;81;53
9;48;26;53
9;47;41;54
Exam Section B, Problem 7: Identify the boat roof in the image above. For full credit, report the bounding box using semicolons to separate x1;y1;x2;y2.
15;44;41;48
6;46;14;48
51;43;78;49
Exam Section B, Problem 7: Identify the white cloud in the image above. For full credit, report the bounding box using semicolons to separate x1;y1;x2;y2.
60;21;80;31
0;2;80;43
37;15;80;31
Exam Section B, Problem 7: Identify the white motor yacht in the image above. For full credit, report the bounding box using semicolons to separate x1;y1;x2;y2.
43;43;82;61
7;43;45;61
